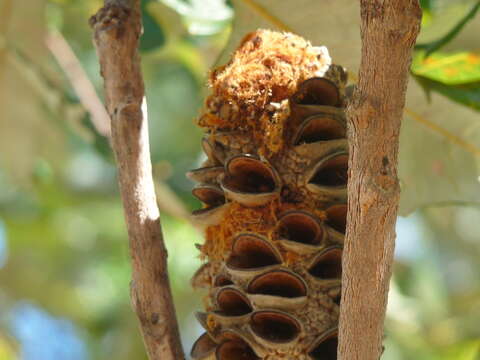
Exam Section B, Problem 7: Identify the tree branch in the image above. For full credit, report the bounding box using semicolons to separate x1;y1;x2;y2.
339;1;421;359
46;31;111;137
89;2;185;359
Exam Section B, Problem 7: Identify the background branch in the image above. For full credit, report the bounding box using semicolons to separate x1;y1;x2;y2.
46;31;111;138
89;1;185;359
339;1;422;359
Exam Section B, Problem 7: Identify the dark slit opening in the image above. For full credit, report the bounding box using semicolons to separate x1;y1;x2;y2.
192;186;225;209
309;248;342;279
295;116;345;145
333;293;341;306
309;331;338;360
216;340;258;360
326;204;347;234
310;154;348;187
214;274;234;287
224;157;275;194
293;78;340;107
248;271;306;298
227;235;281;270
191;333;216;358
251;311;300;343
278;212;322;245
216;288;252;316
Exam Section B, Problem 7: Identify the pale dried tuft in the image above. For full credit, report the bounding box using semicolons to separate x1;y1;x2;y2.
204;29;331;131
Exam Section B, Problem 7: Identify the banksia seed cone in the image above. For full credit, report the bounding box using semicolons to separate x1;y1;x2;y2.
188;29;348;360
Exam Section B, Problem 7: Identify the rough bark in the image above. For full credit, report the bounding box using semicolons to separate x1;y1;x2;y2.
339;1;422;360
89;2;185;359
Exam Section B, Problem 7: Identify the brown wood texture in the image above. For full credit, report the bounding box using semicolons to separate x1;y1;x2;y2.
339;1;422;359
89;1;185;359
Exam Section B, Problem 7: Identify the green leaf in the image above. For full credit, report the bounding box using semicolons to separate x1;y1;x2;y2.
140;0;166;51
415;1;480;55
420;0;433;11
439;340;480;360
414;75;480;111
412;51;480;85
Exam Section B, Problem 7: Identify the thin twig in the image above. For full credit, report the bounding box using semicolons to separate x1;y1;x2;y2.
46;31;111;137
240;0;294;32
0;0;13;82
89;1;185;359
405;107;480;157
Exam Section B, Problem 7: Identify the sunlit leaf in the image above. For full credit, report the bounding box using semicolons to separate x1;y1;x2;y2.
412;50;480;111
412;51;480;85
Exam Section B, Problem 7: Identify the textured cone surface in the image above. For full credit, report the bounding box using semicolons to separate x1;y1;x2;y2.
189;30;347;359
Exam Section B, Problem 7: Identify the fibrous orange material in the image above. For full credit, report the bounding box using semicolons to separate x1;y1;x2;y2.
200;30;332;156
209;30;331;118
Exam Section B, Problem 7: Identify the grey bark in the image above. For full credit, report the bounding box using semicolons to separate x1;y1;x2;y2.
90;1;185;359
339;1;422;359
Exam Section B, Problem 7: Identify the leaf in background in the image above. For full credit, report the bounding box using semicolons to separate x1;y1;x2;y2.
439;340;480;360
160;0;233;36
415;1;480;55
0;334;17;360
140;0;166;51
145;2;215;79
223;0;480;214
80;113;113;162
0;0;70;184
412;51;480;85
412;50;480;111
415;76;480;111
420;0;433;12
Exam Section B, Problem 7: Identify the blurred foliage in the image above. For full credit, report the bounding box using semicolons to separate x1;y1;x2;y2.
0;0;479;359
416;1;479;55
413;1;480;112
140;0;166;51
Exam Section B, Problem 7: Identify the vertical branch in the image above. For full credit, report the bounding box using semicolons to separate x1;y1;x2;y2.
339;1;421;359
89;2;185;360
